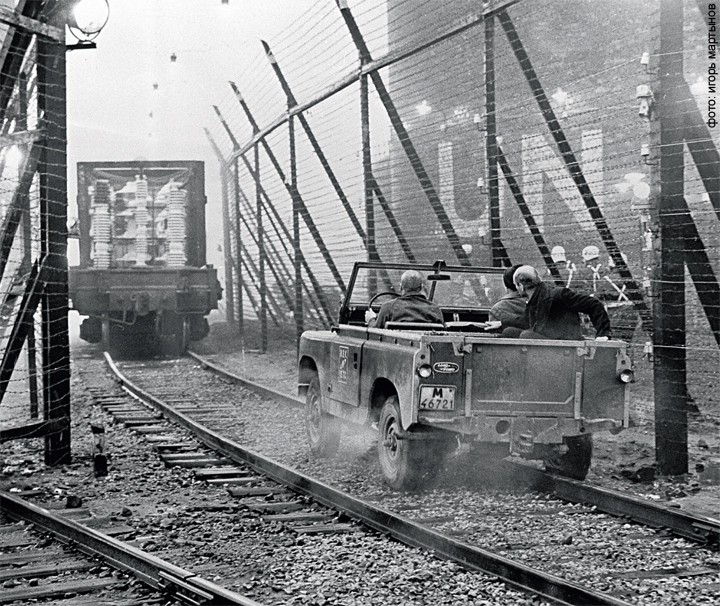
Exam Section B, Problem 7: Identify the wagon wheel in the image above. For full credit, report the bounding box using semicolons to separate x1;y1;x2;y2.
377;396;440;491
305;375;341;458
544;433;593;480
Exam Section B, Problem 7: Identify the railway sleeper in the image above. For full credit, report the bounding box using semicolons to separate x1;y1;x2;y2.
143;434;186;444
162;457;227;468
0;578;124;605
133;426;170;434
193;467;255;480
289;523;360;535
153;442;197;452
262;512;335;523
227;486;292;498
120;416;165;427
206;476;264;486
242;500;304;514
160;450;217;462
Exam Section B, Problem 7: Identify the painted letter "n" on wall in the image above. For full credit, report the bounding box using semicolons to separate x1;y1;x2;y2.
521;129;604;232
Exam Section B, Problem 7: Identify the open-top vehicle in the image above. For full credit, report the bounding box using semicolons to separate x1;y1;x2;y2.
298;261;633;490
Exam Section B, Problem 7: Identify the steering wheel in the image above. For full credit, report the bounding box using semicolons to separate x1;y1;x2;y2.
368;291;399;310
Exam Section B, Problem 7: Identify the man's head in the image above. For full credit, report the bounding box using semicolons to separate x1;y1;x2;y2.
400;270;425;295
503;264;524;291
582;246;600;264
551;246;567;266
513;265;541;297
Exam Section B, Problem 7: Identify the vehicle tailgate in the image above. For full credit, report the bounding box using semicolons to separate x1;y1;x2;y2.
470;339;581;416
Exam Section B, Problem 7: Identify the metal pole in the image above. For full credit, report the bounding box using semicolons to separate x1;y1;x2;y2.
203;129;235;329
290;115;303;348
361;73;378;297
262;42;366;246
496;146;563;284
232;229;284;319
370;177;415;262
233;157;244;334
229;84;346;294
254;143;267;352
498;9;652;330
485;15;503;268
236;145;335;326
16;69;38;417
38;3;70;465
236;254;280;327
654;0;687;476
233;190;296;313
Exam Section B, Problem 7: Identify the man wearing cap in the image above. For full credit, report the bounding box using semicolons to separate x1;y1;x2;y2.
575;245;612;298
486;264;527;337
511;265;611;341
547;245;577;287
365;270;444;329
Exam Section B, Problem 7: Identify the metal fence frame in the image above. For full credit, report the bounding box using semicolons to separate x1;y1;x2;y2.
210;0;719;475
0;0;71;465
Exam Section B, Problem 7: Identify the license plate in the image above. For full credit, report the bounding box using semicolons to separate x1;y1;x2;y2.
419;386;455;411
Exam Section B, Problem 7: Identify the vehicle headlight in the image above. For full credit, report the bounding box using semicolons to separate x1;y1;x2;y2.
417;364;433;378
618;369;634;383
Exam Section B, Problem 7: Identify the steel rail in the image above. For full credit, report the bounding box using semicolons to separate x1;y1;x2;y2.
0;492;264;606
187;349;720;549
110;352;629;606
535;471;720;548
187;350;303;406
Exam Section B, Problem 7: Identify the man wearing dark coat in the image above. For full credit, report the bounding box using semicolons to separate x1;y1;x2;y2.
487;264;527;337
512;265;611;341
365;270;444;329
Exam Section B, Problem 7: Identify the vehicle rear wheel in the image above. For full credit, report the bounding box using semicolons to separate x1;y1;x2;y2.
305;375;341;458
545;433;593;480
378;396;443;491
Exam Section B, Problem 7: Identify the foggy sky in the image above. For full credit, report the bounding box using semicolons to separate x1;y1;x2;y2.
66;0;319;272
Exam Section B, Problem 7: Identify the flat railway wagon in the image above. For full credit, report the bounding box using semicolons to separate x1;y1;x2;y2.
69;160;221;356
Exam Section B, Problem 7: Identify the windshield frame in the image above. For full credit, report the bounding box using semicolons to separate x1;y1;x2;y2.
338;261;507;325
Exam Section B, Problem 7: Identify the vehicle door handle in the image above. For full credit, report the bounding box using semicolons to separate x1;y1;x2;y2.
353;353;358;369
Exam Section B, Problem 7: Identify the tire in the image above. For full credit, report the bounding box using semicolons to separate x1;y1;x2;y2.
545;433;593;480
305;375;341;458
378;396;444;491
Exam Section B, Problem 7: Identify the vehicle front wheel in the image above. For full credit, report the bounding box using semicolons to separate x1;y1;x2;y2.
305;375;341;458
544;433;593;480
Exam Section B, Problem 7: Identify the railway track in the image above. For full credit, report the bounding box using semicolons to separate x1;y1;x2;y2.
4;352;550;606
91;352;720;603
102;353;608;605
0;491;263;605
6;349;718;605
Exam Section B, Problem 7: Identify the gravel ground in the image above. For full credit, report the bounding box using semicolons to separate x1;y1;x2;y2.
1;351;550;606
2;320;719;606
115;351;720;605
